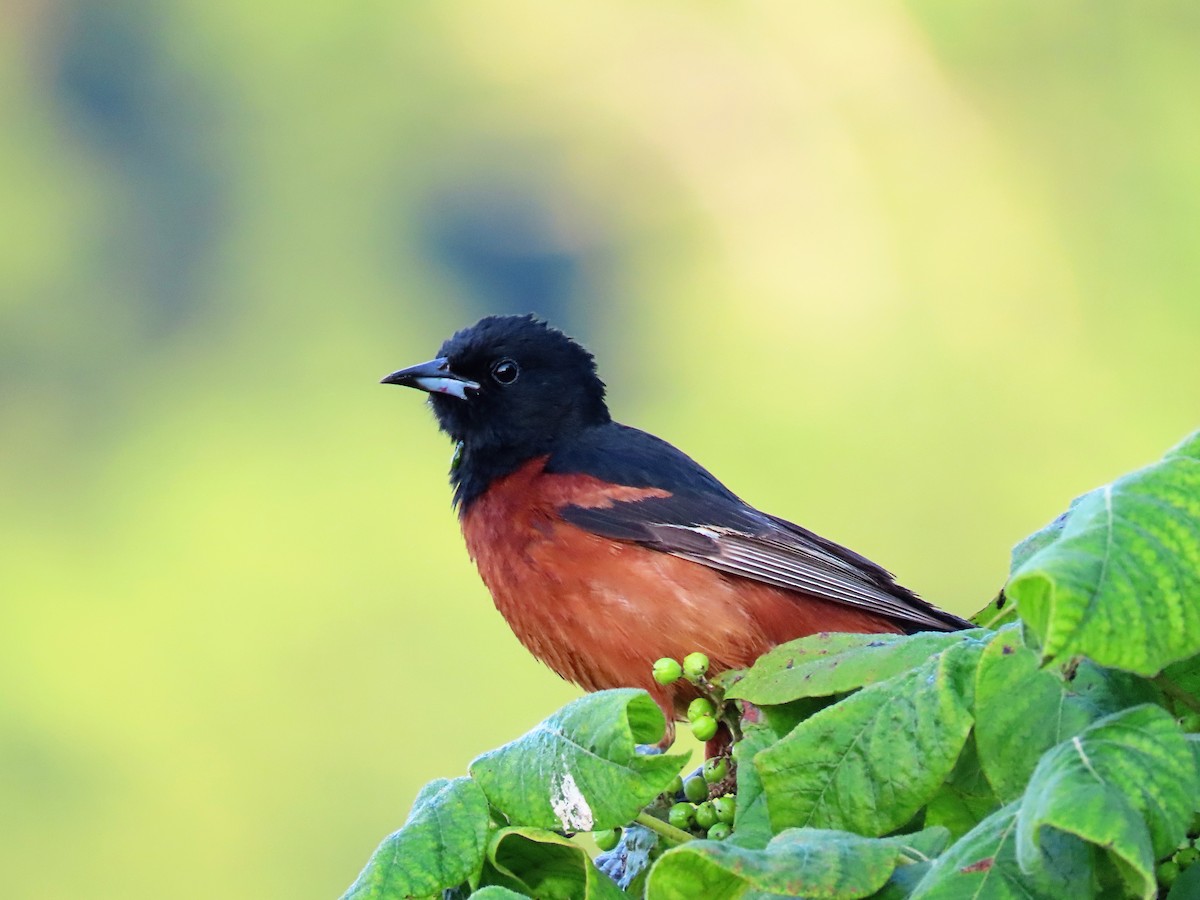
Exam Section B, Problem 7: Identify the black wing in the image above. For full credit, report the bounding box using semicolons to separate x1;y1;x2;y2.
549;424;970;633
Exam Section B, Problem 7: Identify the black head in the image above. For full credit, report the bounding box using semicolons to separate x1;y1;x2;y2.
381;315;611;506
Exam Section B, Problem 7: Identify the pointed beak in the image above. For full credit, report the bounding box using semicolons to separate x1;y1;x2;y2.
380;357;480;400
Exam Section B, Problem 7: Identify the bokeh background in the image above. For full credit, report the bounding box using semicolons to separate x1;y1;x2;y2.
3;2;1198;897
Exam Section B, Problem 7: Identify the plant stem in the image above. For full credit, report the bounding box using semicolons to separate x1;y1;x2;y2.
635;812;693;845
723;706;743;744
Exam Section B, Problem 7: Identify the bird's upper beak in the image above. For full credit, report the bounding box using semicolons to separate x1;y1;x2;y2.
380;357;480;400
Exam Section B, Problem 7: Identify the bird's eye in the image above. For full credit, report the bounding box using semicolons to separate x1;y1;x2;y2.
490;358;520;385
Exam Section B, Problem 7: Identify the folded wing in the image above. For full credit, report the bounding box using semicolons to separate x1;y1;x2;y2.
560;492;971;633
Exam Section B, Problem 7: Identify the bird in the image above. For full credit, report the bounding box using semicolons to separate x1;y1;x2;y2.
381;314;970;739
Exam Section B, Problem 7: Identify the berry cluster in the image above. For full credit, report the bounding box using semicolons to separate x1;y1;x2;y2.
647;653;739;841
591;759;738;854
652;652;721;742
664;759;737;841
591;653;743;856
590;755;737;851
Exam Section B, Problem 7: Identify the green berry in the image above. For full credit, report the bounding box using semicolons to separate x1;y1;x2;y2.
687;697;716;721
694;801;718;830
666;775;684;797
653;657;683;685
1176;846;1200;867
668;802;695;830
682;652;710;682
707;822;733;841
703;757;729;783
691;714;719;742
594;828;620;852
1158;859;1180;887
684;775;708;803
713;795;737;824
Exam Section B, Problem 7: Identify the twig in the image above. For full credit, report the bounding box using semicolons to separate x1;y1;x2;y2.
635;812;694;845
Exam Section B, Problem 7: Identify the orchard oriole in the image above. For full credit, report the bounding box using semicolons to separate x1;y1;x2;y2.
382;315;969;737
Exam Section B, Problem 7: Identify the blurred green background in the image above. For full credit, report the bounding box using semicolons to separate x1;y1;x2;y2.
2;2;1198;897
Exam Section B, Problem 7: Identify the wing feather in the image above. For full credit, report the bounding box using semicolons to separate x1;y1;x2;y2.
560;495;970;633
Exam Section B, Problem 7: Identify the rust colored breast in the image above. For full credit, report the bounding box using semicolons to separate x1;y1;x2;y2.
460;457;900;720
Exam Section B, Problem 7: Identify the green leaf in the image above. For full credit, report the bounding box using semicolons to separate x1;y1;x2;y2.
471;888;532;900
1009;500;1081;574
759;694;837;738
909;802;1095;899
922;734;1000;841
726;631;983;706
1167;864;1200;900
469;689;687;831
646;827;949;900
1161;651;1200;702
756;641;980;836
1166;428;1200;462
1016;704;1200;900
340;776;490;900
974;628;1159;802
1007;433;1200;675
482;827;625;900
870;862;932;900
969;591;1019;631
726;722;780;850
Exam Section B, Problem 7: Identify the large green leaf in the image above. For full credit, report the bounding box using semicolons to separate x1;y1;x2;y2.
1167;865;1200;900
1161;651;1200;702
969;591;1019;631
974;628;1158;801
909;803;1095;899
922;734;1000;841
870;861;933;900
1015;704;1200;900
726;631;980;706
758;694;838;739
1009;500;1079;574
726;722;779;850
756;641;980;836
471;889;532;900
1007;431;1200;675
480;827;625;900
646;827;948;900
469;689;687;831
1167;429;1200;463
340;776;490;900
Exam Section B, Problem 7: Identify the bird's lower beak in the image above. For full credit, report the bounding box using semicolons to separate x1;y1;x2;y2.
380;357;480;400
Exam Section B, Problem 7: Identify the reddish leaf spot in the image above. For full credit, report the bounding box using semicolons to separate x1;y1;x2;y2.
1001;645;1014;655
960;857;994;874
